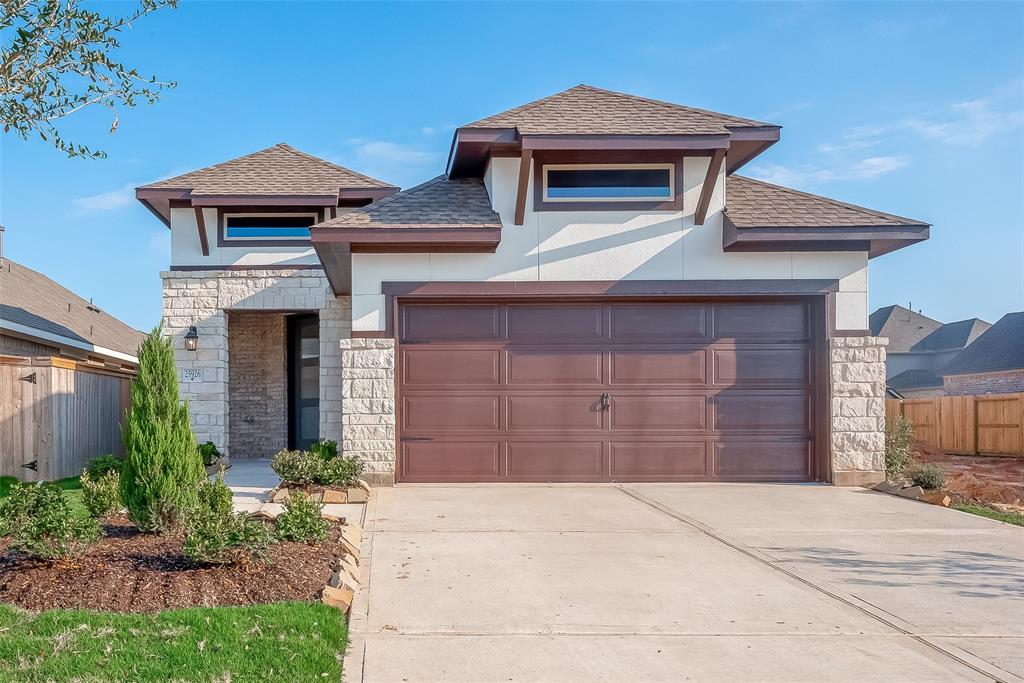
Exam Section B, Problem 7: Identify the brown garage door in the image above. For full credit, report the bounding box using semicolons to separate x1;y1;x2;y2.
396;300;819;483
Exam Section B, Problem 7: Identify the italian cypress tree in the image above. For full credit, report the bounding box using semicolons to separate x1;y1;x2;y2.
121;325;205;532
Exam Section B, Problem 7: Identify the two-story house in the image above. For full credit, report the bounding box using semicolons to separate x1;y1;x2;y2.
137;85;929;487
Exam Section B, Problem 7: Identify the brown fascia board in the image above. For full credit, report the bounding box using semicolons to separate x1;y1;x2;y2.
189;194;339;207
722;217;930;258
310;226;502;252
520;134;730;151
724;126;781;172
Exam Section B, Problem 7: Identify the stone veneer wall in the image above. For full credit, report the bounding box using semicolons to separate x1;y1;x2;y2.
830;336;888;486
943;369;1024;396
227;312;286;458
339;338;396;486
162;269;350;457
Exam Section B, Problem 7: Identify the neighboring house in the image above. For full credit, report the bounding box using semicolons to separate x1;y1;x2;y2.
0;233;146;481
872;304;991;397
137;84;930;487
942;311;1024;395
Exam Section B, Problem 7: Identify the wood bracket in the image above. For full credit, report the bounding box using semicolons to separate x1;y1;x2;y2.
194;206;210;256
694;148;726;226
514;149;533;226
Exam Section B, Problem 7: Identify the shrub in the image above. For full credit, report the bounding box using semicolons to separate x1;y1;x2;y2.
120;326;206;533
275;492;328;544
198;441;222;467
271;448;364;488
196;474;234;518
317;454;364;487
308;439;338;460
910;462;946;490
0;483;101;560
271;449;312;486
183;474;271;565
80;470;121;518
85;454;123;479
885;416;915;479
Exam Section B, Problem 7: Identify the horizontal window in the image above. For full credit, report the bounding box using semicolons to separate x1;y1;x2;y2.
543;164;674;202
223;213;317;240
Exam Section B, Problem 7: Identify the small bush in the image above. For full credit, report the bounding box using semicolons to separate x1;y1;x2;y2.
85;455;123;479
910;462;946;490
271;448;364;488
198;441;222;467
184;474;271;565
275;492;328;544
196;475;234;518
271;449;313;486
80;470;121;518
0;483;101;560
885;416;915;479
308;439;338;460
318;455;363;487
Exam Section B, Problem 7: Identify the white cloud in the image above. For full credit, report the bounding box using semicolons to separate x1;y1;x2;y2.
327;139;442;188
72;183;136;212
421;126;436;136
748;155;910;187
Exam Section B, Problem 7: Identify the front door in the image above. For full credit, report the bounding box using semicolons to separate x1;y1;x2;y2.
288;314;319;451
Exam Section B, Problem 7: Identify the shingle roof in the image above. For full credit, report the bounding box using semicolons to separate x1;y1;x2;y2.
138;144;395;196
911;318;991;353
313;176;501;230
887;369;945;390
726;176;927;229
465;84;774;136
869;305;943;353
942;312;1024;376
0;258;146;359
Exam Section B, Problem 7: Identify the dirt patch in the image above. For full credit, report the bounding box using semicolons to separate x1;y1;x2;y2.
0;515;341;613
912;442;1024;506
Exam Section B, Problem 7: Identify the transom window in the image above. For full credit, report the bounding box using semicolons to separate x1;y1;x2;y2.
223;213;318;240
543;164;674;202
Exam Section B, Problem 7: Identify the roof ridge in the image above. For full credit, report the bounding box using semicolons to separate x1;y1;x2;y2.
730;175;928;226
574;84;775;129
275;144;397;189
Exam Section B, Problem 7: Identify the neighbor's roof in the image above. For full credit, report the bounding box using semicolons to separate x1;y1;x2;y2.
887;369;945;390
869;305;943;353
138;143;396;197
0;258;145;359
943;312;1024;376
911;318;991;353
313;176;501;230
465;84;775;136
726;176;928;229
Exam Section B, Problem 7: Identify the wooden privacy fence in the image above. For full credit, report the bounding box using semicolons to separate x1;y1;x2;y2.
886;392;1024;457
0;355;133;481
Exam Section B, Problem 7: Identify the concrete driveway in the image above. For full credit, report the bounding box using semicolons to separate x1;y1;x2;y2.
345;484;1024;682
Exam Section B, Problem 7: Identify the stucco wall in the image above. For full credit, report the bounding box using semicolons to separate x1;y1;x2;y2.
169;207;325;268
350;156;870;332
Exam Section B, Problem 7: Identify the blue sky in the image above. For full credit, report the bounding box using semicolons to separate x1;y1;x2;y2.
2;1;1022;331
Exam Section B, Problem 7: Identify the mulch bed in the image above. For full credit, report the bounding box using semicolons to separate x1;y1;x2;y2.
0;515;341;614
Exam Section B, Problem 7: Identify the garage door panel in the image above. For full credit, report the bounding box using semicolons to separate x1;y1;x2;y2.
715;441;811;479
506;304;603;342
402;395;500;431
402;348;499;386
402;304;500;341
714;394;810;431
713;303;808;341
507;442;603;479
609;441;708;478
507;347;603;385
610;348;706;384
713;348;810;386
609;303;708;341
402;441;501;480
611;395;706;430
507;395;603;430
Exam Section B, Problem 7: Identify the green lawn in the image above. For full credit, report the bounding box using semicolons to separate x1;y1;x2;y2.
953;503;1024;527
0;602;346;682
0;476;88;517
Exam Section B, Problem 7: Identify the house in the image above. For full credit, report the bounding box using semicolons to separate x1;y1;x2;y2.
136;84;930;487
941;311;1024;395
871;304;991;397
0;230;146;481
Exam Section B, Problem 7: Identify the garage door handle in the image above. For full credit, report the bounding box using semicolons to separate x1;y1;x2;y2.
600;393;611;411
400;435;434;442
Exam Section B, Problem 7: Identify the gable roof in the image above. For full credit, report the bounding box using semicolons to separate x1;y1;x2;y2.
942;312;1024;376
312;176;500;230
911;318;991;353
869;305;943;353
887;368;945;391
726;176;927;229
138;143;396;197
465;84;774;136
0;257;145;361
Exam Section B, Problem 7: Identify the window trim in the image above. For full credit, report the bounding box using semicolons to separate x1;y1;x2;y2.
542;163;676;204
531;153;685;213
216;207;326;247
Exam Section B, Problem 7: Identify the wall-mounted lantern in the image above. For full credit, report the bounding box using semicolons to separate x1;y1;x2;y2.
184;326;199;351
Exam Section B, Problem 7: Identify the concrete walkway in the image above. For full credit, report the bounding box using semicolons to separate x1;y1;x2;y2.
220;459;366;522
345;483;1023;683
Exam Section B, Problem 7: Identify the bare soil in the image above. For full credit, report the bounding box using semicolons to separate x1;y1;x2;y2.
912;442;1024;509
0;515;341;613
